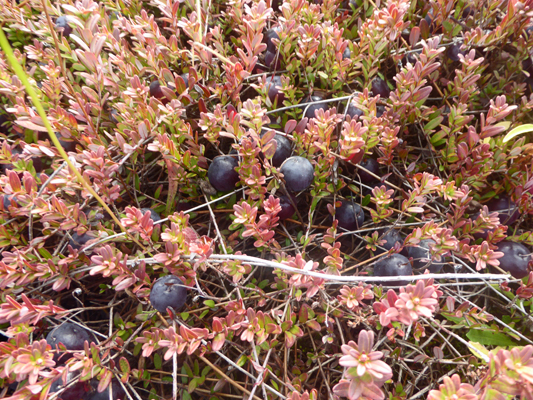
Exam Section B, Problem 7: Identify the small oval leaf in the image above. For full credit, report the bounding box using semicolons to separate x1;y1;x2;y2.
502;123;533;143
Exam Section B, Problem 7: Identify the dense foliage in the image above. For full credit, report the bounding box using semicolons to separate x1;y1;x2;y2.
0;0;533;399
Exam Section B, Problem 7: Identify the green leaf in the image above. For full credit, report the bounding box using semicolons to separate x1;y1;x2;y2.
204;299;215;308
154;185;162;199
502;124;533;143
424;116;444;132
119;357;130;375
133;342;142;356
153;353;162;370
183;362;194;378
188;378;199;393
466;329;517;346
468;341;490;360
71;63;87;71
37;247;53;258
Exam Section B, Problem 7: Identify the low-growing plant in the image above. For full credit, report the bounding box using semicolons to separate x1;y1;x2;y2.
0;0;532;399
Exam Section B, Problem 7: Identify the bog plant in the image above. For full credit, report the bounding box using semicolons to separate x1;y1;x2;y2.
0;0;532;399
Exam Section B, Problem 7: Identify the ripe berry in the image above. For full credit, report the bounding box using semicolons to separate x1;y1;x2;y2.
69;232;94;251
0;113;10;134
264;28;280;54
371;78;391;98
357;158;380;184
278;195;296;220
265;51;282;70
57;136;77;153
424;13;441;34
525;25;533;40
374;253;413;286
109;109;119;124
50;372;88;400
270;134;291;167
3;194;18;209
280;156;314;192
176;202;193;212
265;75;285;104
149;80;165;100
402;51;419;66
447;44;466;62
141;208;161;222
150;275;188;313
208;155;240;192
462;5;474;18
180;73;189;88
487;196;519;225
336;200;364;231
345;103;364;120
301;95;328;119
46;322;95;362
342;47;351;60
374;229;404;256
55;16;73;37
408;239;444;273
493;241;531;279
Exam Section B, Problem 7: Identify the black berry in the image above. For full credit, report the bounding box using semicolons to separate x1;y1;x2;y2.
374;253;413;286
301;95;329;119
69;232;94;251
46;322;95;362
493;241;531;279
207;155;240;192
50;372;88;400
141;208;161;222
357;158;380;184
278;195;296;220
408;239;444;273
150;275;188;313
374;229;404;256
487;196;519;225
55;16;73;37
270;134;291;167
266;75;285;104
280;156;314;192
371;78;391;98
336;200;364;231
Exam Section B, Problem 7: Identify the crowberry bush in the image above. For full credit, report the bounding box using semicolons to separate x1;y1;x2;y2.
0;0;532;399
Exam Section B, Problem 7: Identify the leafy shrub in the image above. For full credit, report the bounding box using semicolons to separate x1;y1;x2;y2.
0;0;532;399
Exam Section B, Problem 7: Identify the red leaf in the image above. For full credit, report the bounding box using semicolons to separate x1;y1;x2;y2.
306;320;322;331
295;118;307;134
176;74;187;95
97;369;112;393
285;119;297;133
262;140;277;160
198;98;207;114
